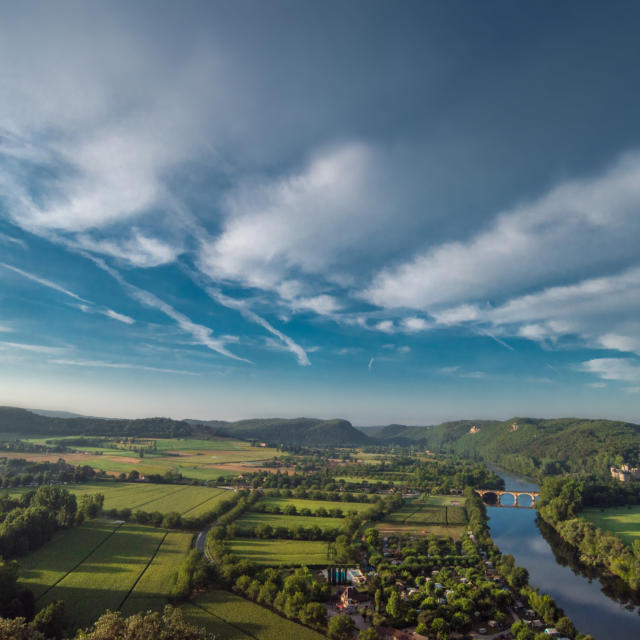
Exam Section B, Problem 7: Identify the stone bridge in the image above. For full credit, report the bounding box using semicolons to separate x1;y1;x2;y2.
475;489;539;508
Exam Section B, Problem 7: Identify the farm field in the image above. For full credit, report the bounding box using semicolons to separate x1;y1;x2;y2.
11;435;280;480
260;496;372;514
374;495;467;538
582;506;640;546
19;520;191;631
333;475;400;485
229;538;330;565
120;531;194;616
183;589;325;640
18;519;123;599
235;511;346;531
7;482;234;516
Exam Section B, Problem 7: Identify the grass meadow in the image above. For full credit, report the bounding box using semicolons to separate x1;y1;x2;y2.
374;495;468;538
235;511;346;531
183;589;325;640
260;496;372;514
7;482;234;516
13;435;280;480
19;520;193;631
229;538;330;565
582;506;640;546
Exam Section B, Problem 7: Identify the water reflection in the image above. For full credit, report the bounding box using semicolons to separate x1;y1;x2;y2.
487;469;640;640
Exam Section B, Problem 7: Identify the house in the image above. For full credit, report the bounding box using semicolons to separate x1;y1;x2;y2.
340;586;369;608
610;464;640;482
347;568;366;585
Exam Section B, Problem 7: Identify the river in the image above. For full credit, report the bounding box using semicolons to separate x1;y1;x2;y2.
486;469;640;640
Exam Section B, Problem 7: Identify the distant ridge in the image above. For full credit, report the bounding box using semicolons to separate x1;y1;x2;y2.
186;417;369;447
2;407;639;475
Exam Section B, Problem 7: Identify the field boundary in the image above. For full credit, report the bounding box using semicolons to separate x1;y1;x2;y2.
117;530;169;611
35;521;124;602
181;490;224;516
129;485;192;511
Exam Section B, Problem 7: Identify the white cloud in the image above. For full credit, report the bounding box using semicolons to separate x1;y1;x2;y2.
205;288;310;366
102;309;135;325
401;316;430;332
597;333;640;355
581;358;640;383
0;233;26;248
50;358;198;376
374;320;395;334
0;341;66;355
368;357;375;370
74;231;182;268
439;366;461;375
398;345;411;354
365;153;640;310
0;262;88;302
90;258;249;363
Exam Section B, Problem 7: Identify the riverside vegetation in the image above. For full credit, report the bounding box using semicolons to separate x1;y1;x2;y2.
0;407;635;638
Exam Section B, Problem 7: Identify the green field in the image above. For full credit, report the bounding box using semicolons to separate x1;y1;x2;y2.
19;520;192;630
235;511;345;531
582;506;640;546
374;495;467;538
120;531;194;616
183;589;325;640
6;482;234;516
19;520;123;599
10;435;280;481
260;496;372;514
229;538;330;565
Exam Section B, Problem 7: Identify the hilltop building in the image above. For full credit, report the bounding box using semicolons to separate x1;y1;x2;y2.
610;463;640;482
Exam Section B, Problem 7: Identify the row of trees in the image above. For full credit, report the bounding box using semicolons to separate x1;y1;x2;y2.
538;477;640;590
0;486;101;559
102;491;243;531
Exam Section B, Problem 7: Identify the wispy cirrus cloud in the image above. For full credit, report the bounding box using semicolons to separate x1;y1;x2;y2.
50;358;199;376
90;257;249;363
205;288;310;366
1;262;134;325
0;341;67;355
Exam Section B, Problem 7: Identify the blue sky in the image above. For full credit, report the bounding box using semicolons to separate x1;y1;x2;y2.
1;0;640;424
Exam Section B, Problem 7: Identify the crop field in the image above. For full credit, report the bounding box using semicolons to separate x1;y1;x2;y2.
19;521;192;630
582;506;640;546
18;520;123;599
333;475;400;485
120;531;194;616
235;511;346;531
229;538;330;565
183;589;325;640
260;496;372;514
7;482;233;516
373;495;467;538
13;435;280;480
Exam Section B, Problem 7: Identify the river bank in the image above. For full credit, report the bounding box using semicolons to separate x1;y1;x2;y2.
486;469;640;640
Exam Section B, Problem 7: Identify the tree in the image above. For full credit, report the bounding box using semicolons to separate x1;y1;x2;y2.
300;602;327;627
358;628;380;640
75;606;215;640
385;591;402;621
327;613;355;640
0;617;44;640
33;601;68;640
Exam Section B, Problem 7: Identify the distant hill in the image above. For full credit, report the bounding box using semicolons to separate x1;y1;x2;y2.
374;417;640;478
188;417;370;447
2;407;638;476
0;406;191;438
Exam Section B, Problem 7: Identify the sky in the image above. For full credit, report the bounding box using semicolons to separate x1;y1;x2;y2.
1;0;640;425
